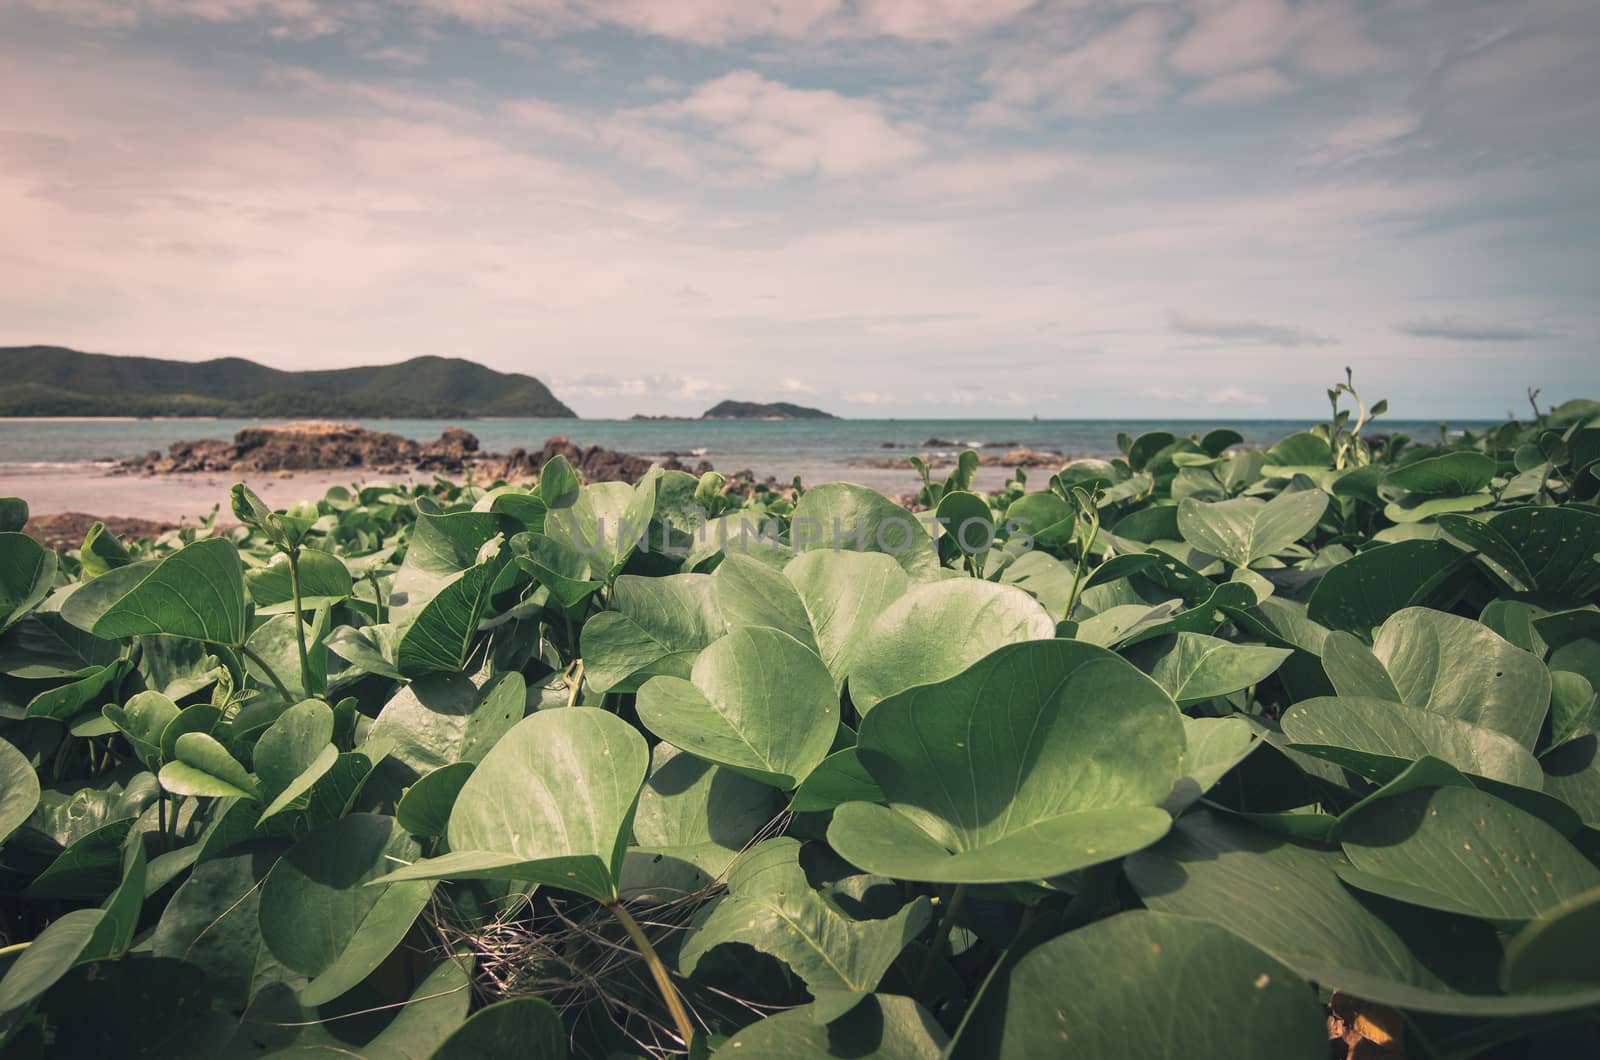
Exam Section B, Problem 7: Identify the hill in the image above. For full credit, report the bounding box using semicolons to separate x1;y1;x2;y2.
701;400;837;420
0;346;577;418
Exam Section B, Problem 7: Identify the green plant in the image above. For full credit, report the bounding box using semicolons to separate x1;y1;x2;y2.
0;393;1598;1058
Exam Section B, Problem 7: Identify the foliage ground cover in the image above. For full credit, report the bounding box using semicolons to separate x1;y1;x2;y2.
2;384;1600;1057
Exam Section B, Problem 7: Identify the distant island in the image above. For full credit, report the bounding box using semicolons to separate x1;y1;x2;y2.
633;400;838;421
0;345;576;419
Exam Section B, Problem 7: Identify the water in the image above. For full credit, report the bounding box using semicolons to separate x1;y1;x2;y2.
0;416;1482;479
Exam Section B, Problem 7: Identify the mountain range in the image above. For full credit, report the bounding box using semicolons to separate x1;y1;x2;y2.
0;346;577;419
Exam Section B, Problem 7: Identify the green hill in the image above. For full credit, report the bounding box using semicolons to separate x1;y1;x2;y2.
0;346;577;418
701;400;837;420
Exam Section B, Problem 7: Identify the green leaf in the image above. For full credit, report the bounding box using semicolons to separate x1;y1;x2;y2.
637;627;839;790
679;838;931;1021
1503;886;1600;992
396;543;508;677
935;490;995;561
92;537;246;645
79;520;131;578
1306;539;1464;635
246;549;353;614
367;672;526;789
1129;632;1289;705
1489;507;1600;600
712;554;817;650
543;477;657;579
790;483;940;576
374;707;648;902
999;911;1323;1059
1322;607;1550;750
232;951;470;1057
623;742;782;894
1176;490;1327;568
396;761;475;838
0;497;26;533
102;691;181;771
537;453;580;509
428;996;567;1059
1128;810;1600;1015
714;994;946;1058
1282;696;1544;789
26;818;136;899
579;574;723;694
785;550;909;692
151;842;290;1009
0;532;57;634
0;907;105;1013
0;736;41;844
24;659;129;722
1548;671;1599;751
1339;785;1600;920
83;838;148;960
324;623;404;680
253;697;335;798
259;813;436;1006
161;732;260;800
1384;491;1493;524
848;580;1054;715
1385;451;1496;495
1168;715;1260;813
828;640;1183;883
791;748;884;814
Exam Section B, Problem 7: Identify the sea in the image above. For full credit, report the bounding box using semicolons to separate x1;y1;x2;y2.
0;417;1486;481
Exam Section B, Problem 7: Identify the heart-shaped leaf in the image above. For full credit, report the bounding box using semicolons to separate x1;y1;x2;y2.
637;627;838;790
91;537;246;645
259;812;435;1005
1176;490;1327;568
372;706;648;902
848;580;1054;715
828;640;1183;883
998;911;1323;1059
1322;607;1550;749
679;838;930;1022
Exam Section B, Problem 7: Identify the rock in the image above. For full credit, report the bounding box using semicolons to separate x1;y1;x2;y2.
23;512;177;552
119;424;712;485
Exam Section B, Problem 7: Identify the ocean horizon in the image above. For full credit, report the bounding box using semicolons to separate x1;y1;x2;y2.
0;415;1494;479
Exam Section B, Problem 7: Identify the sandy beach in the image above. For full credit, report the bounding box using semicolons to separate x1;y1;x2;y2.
0;461;1022;523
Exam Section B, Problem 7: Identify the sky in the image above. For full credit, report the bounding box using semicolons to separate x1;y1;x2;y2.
0;0;1595;419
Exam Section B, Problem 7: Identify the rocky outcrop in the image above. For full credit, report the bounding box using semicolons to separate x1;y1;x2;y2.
853;447;1065;471
119;423;712;484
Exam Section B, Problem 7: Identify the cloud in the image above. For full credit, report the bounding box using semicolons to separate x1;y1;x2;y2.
982;8;1178;116
779;377;815;393
1169;311;1336;347
1307;110;1421;165
1208;385;1267;404
14;0;346;36
1395;316;1545;342
554;373;731;401
1185;67;1295;104
641;71;926;178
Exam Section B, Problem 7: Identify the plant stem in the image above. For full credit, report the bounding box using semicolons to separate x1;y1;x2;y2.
608;900;696;1049
941;904;1034;1060
565;660;585;709
157;794;168;852
916;882;969;996
240;643;294;702
287;550;315;697
0;941;30;958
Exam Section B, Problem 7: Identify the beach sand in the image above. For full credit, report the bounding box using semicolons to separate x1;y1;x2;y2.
0;462;1023;523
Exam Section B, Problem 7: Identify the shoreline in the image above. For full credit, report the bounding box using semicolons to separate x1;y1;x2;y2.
0;460;1022;523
